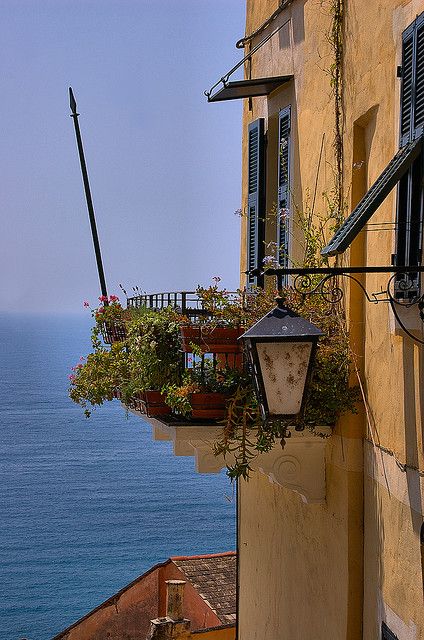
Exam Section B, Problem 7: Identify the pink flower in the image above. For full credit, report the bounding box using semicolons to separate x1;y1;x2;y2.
80;356;85;361
96;307;105;315
109;295;119;302
68;374;76;381
83;301;90;308
75;364;83;369
99;295;108;303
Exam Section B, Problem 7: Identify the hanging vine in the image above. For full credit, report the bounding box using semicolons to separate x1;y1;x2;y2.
322;0;345;225
331;0;344;219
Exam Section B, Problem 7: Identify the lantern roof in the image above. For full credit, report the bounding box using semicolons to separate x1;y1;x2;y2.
240;304;324;340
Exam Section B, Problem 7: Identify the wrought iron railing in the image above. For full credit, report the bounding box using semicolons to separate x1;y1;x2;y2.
126;290;242;321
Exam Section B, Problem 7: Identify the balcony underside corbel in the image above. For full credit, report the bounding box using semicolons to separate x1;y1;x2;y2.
130;408;331;503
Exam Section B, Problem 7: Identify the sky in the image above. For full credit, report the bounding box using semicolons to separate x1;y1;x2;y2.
0;0;246;314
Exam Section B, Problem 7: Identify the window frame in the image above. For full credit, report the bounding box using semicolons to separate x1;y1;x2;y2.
246;118;266;290
277;106;292;270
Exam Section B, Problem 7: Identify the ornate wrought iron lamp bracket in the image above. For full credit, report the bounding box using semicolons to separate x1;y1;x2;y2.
248;264;424;343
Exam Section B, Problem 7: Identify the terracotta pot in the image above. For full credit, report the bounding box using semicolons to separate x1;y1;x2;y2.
101;322;127;344
190;392;229;420
180;325;244;354
134;391;171;417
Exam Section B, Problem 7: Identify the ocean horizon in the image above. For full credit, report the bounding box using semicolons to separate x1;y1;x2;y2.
0;314;236;640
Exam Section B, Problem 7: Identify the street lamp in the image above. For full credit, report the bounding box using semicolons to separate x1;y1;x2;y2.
240;297;323;422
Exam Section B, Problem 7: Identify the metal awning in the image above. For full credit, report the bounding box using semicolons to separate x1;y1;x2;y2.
321;136;423;257
205;19;292;102
207;75;293;102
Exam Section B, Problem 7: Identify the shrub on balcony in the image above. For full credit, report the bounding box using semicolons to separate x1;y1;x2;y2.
69;306;182;416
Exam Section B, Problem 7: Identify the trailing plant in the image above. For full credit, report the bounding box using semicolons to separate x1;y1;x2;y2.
211;285;359;479
69;306;183;416
69;342;130;418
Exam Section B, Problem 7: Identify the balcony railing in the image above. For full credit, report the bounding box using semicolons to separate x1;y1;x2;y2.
126;290;243;322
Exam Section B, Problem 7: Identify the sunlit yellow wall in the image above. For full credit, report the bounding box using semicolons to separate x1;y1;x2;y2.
239;1;424;639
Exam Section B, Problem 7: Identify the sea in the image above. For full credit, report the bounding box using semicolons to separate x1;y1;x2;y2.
0;315;236;640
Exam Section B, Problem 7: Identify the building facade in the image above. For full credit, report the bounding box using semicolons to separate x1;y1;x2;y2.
224;1;424;638
51;553;236;640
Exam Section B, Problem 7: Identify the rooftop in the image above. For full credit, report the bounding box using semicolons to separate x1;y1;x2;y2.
172;552;236;625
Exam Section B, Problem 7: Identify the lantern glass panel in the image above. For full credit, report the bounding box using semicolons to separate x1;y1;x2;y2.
256;341;312;415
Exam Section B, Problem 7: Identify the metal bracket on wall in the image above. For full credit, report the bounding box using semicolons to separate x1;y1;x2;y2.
247;265;424;344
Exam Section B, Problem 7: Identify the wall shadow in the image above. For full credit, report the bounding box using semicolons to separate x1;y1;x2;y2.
402;339;423;534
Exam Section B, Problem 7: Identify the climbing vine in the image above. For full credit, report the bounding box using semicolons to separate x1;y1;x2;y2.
322;0;345;223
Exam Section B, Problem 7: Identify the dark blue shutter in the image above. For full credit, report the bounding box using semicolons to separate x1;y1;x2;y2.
277;107;291;269
321;137;422;257
246;118;265;289
400;14;424;144
400;26;414;146
395;13;424;299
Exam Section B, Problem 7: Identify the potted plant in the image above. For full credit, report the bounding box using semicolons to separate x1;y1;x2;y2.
69;305;183;418
124;306;183;417
88;295;130;344
164;358;247;420
180;278;245;355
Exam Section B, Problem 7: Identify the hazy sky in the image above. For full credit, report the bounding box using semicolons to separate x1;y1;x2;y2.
0;0;245;313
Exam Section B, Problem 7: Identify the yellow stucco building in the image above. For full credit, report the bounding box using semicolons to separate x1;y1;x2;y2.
208;0;423;638
71;2;424;638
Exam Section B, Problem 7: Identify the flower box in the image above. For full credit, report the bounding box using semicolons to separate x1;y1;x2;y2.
180;325;244;354
132;391;171;417
189;392;229;420
101;321;127;345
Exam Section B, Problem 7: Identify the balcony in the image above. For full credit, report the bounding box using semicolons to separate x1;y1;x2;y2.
71;286;357;503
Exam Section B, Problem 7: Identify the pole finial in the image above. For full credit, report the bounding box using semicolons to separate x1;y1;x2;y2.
69;87;78;116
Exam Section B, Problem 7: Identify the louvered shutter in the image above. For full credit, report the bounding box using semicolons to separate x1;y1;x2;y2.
414;16;424;137
400;13;424;145
246;118;265;289
400;26;414;146
277;107;291;268
395;13;424;299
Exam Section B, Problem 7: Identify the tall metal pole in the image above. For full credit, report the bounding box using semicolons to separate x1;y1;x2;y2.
69;87;108;301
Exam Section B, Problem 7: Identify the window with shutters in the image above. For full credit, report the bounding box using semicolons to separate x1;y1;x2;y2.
246;118;265;289
277;107;291;269
322;11;424;290
394;12;424;299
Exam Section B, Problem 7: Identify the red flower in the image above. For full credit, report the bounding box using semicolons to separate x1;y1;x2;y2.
83;300;90;308
99;295;108;303
109;295;119;302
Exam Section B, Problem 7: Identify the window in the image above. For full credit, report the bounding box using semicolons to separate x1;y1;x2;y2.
394;12;424;299
322;11;424;293
277;106;291;269
246;118;266;289
382;622;398;640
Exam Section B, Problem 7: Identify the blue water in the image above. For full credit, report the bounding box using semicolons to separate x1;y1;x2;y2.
0;315;235;640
